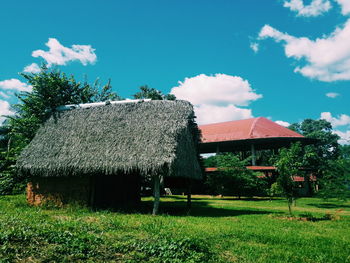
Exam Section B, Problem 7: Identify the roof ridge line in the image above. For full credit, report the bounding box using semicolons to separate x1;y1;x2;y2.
248;117;261;138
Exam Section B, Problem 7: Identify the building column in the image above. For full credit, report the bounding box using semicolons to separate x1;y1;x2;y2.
251;144;256;166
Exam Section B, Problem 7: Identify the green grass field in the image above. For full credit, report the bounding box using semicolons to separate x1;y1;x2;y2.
0;195;349;263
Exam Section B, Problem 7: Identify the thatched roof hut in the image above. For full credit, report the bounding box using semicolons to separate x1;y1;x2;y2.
17;100;202;213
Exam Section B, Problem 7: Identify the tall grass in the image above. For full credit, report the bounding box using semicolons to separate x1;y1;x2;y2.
0;195;349;262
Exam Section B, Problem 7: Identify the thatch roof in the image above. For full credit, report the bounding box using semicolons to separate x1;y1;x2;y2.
17;100;202;179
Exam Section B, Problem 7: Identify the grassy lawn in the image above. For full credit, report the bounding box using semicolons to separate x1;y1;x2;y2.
0;195;349;262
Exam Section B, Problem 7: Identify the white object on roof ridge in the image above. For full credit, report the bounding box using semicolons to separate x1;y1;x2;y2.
56;99;152;112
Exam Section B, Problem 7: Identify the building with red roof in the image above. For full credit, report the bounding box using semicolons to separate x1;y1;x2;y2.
199;117;315;165
199;117;318;196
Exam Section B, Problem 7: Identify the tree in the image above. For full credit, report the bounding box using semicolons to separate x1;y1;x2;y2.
0;66;121;194
133;85;176;100
318;159;350;200
289;119;340;172
275;142;304;215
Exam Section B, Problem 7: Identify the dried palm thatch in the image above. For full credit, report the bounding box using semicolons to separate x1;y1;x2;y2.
17;100;202;180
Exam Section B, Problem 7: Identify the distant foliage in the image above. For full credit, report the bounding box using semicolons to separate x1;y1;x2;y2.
133;85;176;100
318;159;350;200
205;153;266;198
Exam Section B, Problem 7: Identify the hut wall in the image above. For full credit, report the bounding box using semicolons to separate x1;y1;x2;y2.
26;177;90;206
27;175;141;209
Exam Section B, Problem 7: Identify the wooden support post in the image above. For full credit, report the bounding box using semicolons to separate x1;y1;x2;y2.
216;144;220;155
251;144;256;166
187;179;192;212
152;174;161;216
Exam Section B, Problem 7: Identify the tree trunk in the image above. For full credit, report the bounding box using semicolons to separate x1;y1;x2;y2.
152;174;161;216
288;198;293;215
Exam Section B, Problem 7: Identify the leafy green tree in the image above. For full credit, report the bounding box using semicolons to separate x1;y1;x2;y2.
275;142;304;215
289;119;340;172
133;85;176;100
318;159;350;200
0;66;121;194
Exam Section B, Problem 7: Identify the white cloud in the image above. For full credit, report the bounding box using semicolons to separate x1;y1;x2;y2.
321;112;350;144
171;73;262;124
320;112;350;127
250;42;259;53
194;104;253;125
283;0;332;17
326;92;340;98
23;63;41;73
0;79;32;92
333;130;350;144
32;38;97;67
0;100;14;124
258;19;350;82
171;74;262;107
275;120;290;127
335;0;350;15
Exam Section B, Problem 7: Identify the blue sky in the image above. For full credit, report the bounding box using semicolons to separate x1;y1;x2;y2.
1;0;350;143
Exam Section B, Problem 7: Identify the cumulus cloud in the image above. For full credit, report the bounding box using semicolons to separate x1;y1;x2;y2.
320;112;350;127
283;0;332;17
275;120;290;127
320;112;350;144
0;78;32;92
23;63;41;73
258;19;350;81
171;74;262;106
171;74;262;124
326;92;340;98
335;0;350;15
32;38;97;67
193;104;253;125
0;100;14;123
334;129;350;144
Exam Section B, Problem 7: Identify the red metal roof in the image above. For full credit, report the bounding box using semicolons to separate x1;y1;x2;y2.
246;166;276;171
199;117;304;143
204;166;276;172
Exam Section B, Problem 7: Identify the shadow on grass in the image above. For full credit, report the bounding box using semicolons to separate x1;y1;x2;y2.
167;195;275;201
307;203;350;209
137;200;274;217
